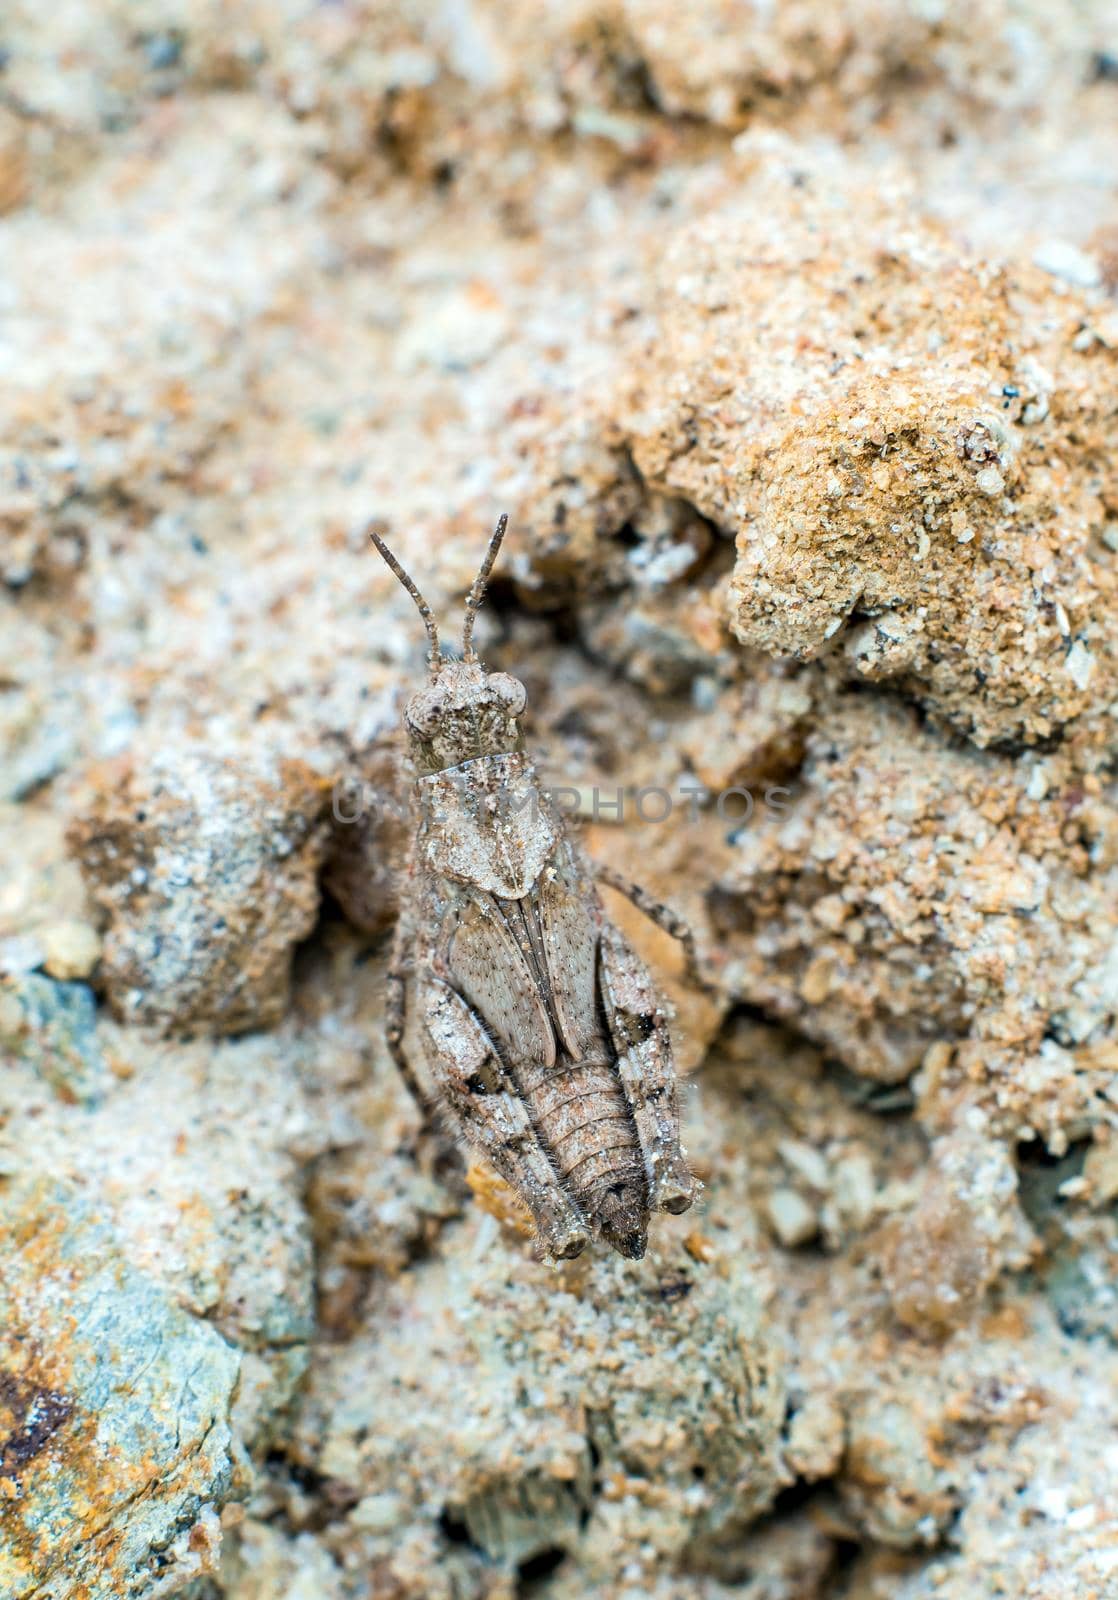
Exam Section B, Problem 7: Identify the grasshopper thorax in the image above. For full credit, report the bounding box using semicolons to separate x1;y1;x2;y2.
404;661;526;775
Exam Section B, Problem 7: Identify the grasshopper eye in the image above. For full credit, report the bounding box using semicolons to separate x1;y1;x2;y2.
403;696;437;738
488;673;526;717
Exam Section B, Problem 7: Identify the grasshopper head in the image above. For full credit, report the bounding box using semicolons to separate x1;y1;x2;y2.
368;514;527;776
403;661;526;774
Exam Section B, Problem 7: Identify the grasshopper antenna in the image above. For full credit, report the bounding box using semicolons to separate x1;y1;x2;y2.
368;522;442;677
462;512;508;663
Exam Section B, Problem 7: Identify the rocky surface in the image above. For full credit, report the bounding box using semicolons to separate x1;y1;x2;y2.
69;741;330;1032
2;1;1118;1596
0;1175;242;1600
619;185;1118;752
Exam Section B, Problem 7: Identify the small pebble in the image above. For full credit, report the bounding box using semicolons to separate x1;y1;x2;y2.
778;1138;830;1191
975;465;1004;497
1032;238;1101;288
832;1151;877;1230
1065;640;1095;691
41;920;102;981
799;956;834;1005
767;1188;818;1248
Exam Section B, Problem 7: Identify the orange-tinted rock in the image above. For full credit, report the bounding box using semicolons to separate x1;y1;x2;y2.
881;1131;1034;1335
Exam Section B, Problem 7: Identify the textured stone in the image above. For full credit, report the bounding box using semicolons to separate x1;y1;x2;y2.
69;743;329;1033
708;694;1118;1136
881;1130;1035;1335
615;177;1118;752
0;1178;242;1600
0;973;107;1106
295;1211;786;1592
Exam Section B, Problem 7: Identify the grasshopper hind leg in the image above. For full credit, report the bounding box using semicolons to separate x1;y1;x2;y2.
597;923;699;1219
422;978;591;1260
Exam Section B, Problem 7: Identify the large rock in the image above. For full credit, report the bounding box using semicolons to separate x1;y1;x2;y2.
69;743;329;1034
0;1178;242;1600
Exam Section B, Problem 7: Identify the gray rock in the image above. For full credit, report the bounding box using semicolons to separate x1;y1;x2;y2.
0;974;107;1106
0;1177;243;1599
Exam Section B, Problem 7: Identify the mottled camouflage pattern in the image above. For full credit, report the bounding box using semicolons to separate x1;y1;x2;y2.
374;522;696;1260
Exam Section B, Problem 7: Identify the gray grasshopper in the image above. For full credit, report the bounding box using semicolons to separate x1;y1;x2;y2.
371;515;699;1260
